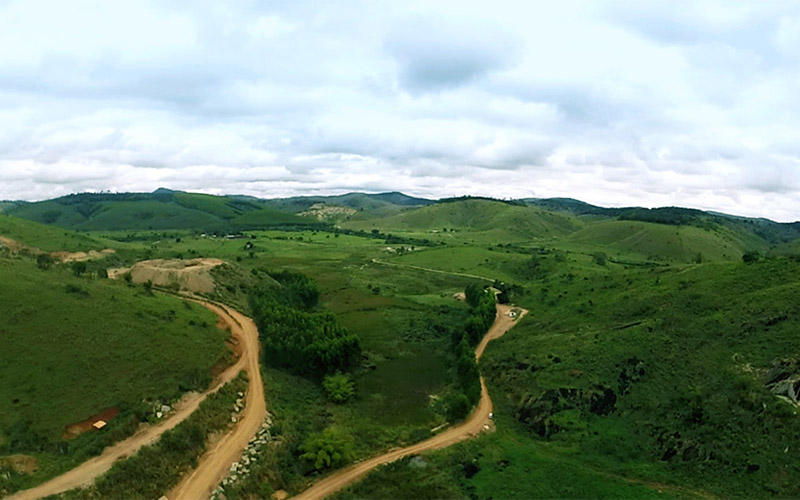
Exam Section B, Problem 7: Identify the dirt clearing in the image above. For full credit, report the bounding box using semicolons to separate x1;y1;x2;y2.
109;259;225;294
0;455;39;475
63;407;120;440
0;235;114;263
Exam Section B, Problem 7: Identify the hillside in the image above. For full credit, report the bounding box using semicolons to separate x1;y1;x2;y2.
527;198;800;246
343;199;583;242
0;253;229;493
264;191;433;214
562;219;768;262
0;214;121;253
5;190;311;232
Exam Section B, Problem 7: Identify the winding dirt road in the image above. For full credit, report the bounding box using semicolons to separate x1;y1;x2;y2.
8;298;264;500
292;303;528;500
167;302;266;500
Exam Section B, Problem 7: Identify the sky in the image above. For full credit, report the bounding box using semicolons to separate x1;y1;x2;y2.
1;1;799;221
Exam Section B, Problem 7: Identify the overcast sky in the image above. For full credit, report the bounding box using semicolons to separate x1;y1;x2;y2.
1;1;799;220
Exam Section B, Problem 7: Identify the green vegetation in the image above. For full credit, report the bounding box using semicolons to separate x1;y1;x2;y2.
300;428;356;472
60;374;248;500
249;270;361;379
323;374;355;404
0;214;120;252
0;254;229;495
5;190;800;499
6;190;312;231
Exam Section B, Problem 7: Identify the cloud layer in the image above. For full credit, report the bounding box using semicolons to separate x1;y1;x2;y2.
1;0;799;221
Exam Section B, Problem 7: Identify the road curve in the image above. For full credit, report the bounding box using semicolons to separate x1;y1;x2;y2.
8;297;261;500
292;303;528;500
167;303;266;500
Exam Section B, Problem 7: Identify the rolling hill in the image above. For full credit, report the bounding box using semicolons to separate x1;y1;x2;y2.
5;190;311;232
343;198;583;242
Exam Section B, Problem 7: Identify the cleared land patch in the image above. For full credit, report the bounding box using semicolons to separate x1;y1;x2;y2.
109;258;224;293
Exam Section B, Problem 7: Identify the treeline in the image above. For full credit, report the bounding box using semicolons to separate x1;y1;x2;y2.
445;283;497;421
332;227;442;247
249;269;361;379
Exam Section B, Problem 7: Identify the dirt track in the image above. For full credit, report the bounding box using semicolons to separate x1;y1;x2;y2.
292;303;528;500
167;302;266;500
8;298;263;500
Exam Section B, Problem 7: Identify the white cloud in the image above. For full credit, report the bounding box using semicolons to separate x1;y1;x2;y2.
0;0;799;221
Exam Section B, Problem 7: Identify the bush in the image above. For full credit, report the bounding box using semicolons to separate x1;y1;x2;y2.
36;253;54;270
300;428;355;471
446;393;471;422
323;374;355;403
70;261;87;276
742;251;761;263
592;252;607;266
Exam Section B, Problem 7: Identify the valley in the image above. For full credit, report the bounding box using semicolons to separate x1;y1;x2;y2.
2;190;800;499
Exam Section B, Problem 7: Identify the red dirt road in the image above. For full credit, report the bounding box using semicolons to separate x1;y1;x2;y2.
8;298;261;500
292;304;528;500
167;303;266;500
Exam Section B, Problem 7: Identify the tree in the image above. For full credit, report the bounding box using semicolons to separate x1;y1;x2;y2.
742;251;760;263
300;428;355;471
592;252;607;266
36;254;54;270
70;261;87;276
323;374;354;403
464;283;484;308
446;393;471;422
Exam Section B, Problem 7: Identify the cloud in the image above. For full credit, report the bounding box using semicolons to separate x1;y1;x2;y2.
0;0;799;221
384;15;520;93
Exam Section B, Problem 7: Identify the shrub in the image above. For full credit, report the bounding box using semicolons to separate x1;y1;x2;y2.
299;428;355;471
36;253;54;270
70;261;87;276
593;252;607;266
323;373;355;403
446;393;471;422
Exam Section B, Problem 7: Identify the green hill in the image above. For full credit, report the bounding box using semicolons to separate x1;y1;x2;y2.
264;191;433;217
0;214;121;252
563;219;768;262
0;253;229;491
343;199;582;242
6;190;311;231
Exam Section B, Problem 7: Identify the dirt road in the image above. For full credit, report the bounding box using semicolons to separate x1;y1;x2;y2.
371;258;495;282
292;303;528;500
8;298;262;500
167;303;266;500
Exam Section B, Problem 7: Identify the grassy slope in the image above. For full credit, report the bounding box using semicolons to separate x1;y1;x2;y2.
563;219;767;262
0;256;229;439
347;254;800;498
0;214;122;252
344;199;582;243
6;192;310;231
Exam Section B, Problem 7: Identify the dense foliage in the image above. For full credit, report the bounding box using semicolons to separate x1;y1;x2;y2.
299;428;356;472
249;270;361;379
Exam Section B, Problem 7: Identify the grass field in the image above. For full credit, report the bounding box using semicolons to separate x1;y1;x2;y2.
0;253;230;494
4;191;800;499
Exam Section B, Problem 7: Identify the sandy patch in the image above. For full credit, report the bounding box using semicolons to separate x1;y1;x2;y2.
0;455;39;475
108;258;225;294
0;235;114;263
0;236;39;255
299;203;357;220
52;249;116;263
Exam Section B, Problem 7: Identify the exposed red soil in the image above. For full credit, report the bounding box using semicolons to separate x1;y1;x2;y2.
63;407;120;440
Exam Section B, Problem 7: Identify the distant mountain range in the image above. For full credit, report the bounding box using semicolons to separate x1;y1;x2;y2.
3;190;800;261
